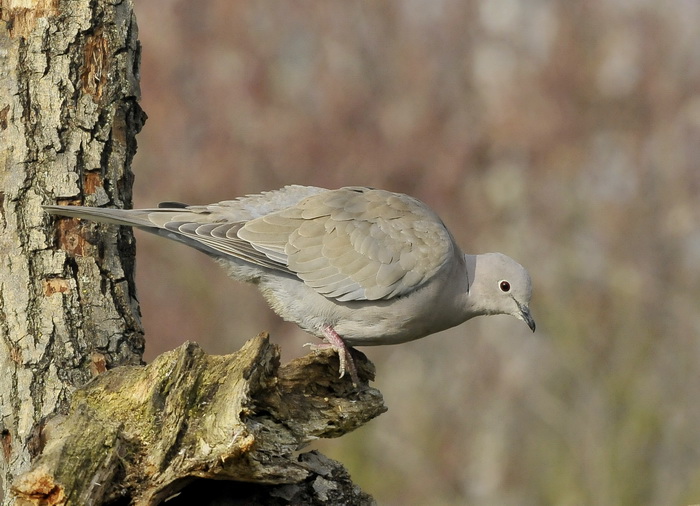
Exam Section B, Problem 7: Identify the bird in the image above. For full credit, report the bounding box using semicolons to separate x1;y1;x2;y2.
44;185;535;384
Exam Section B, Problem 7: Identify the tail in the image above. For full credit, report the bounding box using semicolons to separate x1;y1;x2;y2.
43;205;161;230
43;204;234;259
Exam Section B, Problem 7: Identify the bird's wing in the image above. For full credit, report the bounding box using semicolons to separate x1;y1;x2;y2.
151;185;327;273
44;186;326;274
236;187;455;301
45;186;455;302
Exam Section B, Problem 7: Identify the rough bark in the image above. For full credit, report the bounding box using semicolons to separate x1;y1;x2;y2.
0;0;146;500
11;335;385;505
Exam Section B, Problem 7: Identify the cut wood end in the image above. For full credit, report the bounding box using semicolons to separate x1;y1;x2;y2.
11;468;65;506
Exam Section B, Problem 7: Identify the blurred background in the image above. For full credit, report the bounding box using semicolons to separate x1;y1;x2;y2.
132;1;700;504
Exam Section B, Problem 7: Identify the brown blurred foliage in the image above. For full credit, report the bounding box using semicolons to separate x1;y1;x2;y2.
132;1;700;504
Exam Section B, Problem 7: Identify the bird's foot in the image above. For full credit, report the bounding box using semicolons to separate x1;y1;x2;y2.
304;326;360;385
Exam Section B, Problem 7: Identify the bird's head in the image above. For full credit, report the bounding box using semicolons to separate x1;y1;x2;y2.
468;252;535;332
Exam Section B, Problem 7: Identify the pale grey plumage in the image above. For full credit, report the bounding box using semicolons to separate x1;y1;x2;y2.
44;185;535;382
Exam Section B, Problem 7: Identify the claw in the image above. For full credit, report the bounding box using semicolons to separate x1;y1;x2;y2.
304;326;359;385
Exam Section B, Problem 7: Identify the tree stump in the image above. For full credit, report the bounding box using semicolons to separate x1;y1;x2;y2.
11;335;386;505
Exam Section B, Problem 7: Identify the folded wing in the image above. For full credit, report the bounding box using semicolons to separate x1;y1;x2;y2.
46;186;455;302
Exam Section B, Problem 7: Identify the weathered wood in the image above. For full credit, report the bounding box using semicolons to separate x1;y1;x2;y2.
11;334;385;505
0;0;146;498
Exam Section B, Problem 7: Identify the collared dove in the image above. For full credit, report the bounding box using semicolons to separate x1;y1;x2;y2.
44;185;535;384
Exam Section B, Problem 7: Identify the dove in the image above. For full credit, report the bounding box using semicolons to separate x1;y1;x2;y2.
44;185;535;384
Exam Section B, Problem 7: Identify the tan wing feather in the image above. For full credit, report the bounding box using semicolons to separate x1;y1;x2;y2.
238;187;454;301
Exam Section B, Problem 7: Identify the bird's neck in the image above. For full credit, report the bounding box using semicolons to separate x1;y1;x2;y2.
464;253;477;293
462;253;489;317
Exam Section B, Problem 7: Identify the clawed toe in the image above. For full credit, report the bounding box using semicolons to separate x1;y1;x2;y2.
304;327;360;385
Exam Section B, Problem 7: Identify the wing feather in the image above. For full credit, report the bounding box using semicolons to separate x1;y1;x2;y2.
80;186;457;302
237;187;455;301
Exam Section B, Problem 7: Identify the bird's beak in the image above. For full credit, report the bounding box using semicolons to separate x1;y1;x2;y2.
516;303;536;332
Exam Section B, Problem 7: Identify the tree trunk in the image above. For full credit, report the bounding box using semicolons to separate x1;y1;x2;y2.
0;2;384;504
0;0;146;501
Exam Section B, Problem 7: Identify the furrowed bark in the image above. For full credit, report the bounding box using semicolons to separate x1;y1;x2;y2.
0;0;145;500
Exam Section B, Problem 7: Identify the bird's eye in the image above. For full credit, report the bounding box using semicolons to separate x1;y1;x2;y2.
499;280;511;292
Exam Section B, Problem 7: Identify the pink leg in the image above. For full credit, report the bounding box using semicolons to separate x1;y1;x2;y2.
304;326;359;385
